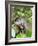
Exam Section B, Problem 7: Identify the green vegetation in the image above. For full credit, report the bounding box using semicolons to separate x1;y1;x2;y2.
16;29;32;38
15;6;32;24
11;6;32;38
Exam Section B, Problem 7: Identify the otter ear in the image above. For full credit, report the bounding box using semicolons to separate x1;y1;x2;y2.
15;17;19;21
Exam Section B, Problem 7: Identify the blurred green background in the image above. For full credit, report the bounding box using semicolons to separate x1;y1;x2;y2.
11;6;32;38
